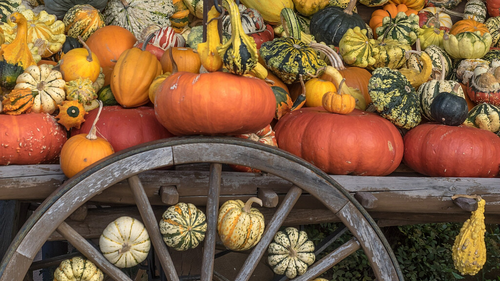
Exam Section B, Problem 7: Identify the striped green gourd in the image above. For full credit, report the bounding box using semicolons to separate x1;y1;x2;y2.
369;37;411;70
268;227;316;279
0;0;23;23
407;44;452;80
280;8;302;40
159;203;207;251
464;0;487;23
464;103;500;133
376;12;419;45
486;17;500;47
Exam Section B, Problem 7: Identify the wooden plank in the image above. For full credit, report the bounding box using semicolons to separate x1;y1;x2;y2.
128;176;179;281
160;186;179;205
56;222;133;281
201;163;222;281
258;189;279;208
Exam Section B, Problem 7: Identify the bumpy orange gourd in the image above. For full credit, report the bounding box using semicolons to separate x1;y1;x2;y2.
160;47;201;74
59;102;114;178
111;44;162;108
322;79;356;114
59;38;101;82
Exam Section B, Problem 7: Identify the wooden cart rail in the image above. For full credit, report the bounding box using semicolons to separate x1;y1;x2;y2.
1;164;499;229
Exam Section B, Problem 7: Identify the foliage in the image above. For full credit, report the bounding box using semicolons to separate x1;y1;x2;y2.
304;223;500;281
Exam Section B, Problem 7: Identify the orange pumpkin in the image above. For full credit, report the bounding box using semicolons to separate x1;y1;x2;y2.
322;79;356;114
59;102;114;178
149;73;171;103
155;72;276;136
266;71;289;93
59;39;101;82
369;3;418;37
111;46;162;108
389;0;425;11
160;47;201;74
450;19;489;35
86;25;137;86
305;77;336;107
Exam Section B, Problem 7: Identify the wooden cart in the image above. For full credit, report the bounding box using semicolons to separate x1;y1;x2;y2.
0;137;498;281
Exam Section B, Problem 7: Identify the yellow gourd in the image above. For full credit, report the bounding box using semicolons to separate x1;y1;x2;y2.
197;6;223;72
59;38;101;83
398;50;433;89
305;76;336;107
452;196;486;276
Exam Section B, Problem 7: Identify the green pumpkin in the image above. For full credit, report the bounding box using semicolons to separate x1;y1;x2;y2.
369;37;411;70
376;12;420;46
159;202;207;251
464;103;500;133
442;31;492;59
309;0;367;46
272;86;293;119
97;85;117;106
368;67;421;129
485;17;500;48
56;36;82;61
430;86;469;126
268;227;315;279
339;26;379;68
260;37;327;84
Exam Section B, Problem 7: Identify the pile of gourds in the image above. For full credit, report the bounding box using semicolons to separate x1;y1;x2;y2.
0;0;499;277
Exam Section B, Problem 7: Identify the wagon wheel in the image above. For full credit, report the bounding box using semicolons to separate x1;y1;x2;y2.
0;137;403;281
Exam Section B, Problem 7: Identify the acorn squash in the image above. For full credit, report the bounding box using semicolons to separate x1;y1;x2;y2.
53;256;104;281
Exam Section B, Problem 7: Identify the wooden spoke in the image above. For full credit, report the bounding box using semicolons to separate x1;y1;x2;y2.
56;222;133;281
201;163;222;281
128;176;179;281
314;225;348;256
235;186;303;281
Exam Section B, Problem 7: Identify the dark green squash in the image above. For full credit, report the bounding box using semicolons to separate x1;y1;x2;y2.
259;37;327;84
368;67;421;129
44;0;108;19
55;36;82;61
309;0;366;46
97;85;117;106
430;85;469;126
463;103;500;133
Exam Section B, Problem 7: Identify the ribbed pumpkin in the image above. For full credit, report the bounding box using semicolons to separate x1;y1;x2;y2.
450;19;489;36
443;31;492;59
309;0;367;46
217;197;265;251
63;4;106;41
71;106;174;152
268;227;316;279
85;25;137;86
369;3;418;37
59;39;101;83
111;44;162;108
53;257;104;281
155;71;276;136
0;12;37;90
464;103;500;133
159;202;207;251
0;113;67;165
403;123;500;177
160;47;200;74
14;64;66;114
322;79;356;114
59;102;114;178
275;108;404;175
99;216;151;268
376;11;420;45
368;67;421;129
1;88;35;115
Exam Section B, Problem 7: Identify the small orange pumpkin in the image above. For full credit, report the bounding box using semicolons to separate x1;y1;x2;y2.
59;37;101;82
305;76;337;107
160;47;201;74
322;79;356;114
450;19;489;36
59;101;114;178
369;3;418;37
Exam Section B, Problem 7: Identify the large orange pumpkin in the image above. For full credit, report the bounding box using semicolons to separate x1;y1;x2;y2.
274;108;404;176
0;113;67;165
154;72;276;136
403;123;500;177
86;25;137;86
111;46;162;108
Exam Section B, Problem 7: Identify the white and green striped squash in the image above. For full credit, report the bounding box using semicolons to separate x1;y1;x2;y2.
53;257;104;281
442;31;492;59
99;216;151;268
268;227;316;279
159;202;207;251
486;17;500;47
368;67;422;129
217;197;265;251
376;12;419;45
103;0;175;39
464;0;487;23
0;0;24;23
464;103;500;133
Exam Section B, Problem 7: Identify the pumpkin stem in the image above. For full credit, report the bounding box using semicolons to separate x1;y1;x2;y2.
168;47;178;74
119;0;130;8
452;83;461;93
405;49;421;59
338;78;345;94
441;7;464;18
291;74;307;111
243;197;263;213
415;38;422;52
309;43;345;70
343;0;357;15
78;36;94;63
142;31;158;52
86;100;102;140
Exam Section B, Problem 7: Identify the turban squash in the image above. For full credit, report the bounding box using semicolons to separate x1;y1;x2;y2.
274;108;404;176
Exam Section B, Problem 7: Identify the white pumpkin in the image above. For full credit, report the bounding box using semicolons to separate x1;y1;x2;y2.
53;256;104;281
99;216;151;268
14;64;66;114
